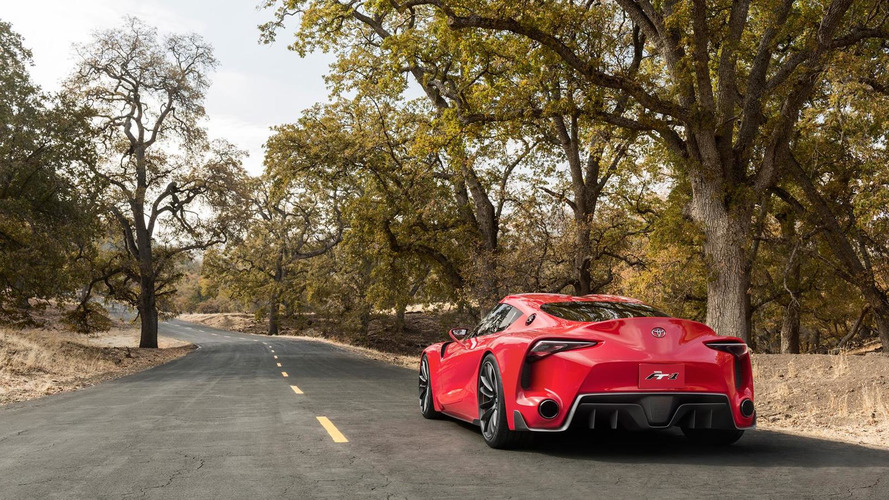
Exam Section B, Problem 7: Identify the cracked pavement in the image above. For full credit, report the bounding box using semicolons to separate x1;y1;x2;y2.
1;319;888;499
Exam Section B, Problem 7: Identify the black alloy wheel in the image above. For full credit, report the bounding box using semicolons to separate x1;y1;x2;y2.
478;355;528;449
419;355;441;419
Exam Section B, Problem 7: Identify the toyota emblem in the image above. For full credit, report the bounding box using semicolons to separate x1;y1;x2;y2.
651;327;666;338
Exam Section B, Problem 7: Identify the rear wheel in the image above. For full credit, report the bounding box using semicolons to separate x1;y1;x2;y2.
478;355;528;449
682;427;744;445
419;355;441;419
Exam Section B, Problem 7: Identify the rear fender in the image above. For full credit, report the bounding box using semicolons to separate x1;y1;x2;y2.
422;344;446;412
483;338;533;431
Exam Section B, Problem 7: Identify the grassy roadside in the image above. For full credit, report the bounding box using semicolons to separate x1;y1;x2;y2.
1;313;193;406
181;312;889;450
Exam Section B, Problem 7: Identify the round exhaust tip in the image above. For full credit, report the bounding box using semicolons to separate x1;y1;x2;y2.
538;399;559;420
740;399;755;418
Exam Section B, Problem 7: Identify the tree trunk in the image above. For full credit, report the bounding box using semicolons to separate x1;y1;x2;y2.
704;244;750;342
876;312;889;350
359;309;372;337
464;170;500;309
138;275;158;348
683;132;756;342
449;162;500;310
136;218;158;348
573;219;593;295
812;328;821;353
268;292;280;336
475;250;500;312
698;208;752;341
552;114;597;296
743;284;758;351
780;300;801;354
395;305;406;334
779;212;801;353
269;256;284;336
862;291;889;352
835;305;869;351
15;294;31;310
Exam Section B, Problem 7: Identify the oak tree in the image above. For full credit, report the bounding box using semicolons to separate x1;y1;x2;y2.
67;18;246;347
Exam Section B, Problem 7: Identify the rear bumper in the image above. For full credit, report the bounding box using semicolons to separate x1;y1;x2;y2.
512;392;756;432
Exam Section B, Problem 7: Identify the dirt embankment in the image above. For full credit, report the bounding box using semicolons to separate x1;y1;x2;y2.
1;316;192;405
179;312;257;333
182;312;889;449
753;353;889;449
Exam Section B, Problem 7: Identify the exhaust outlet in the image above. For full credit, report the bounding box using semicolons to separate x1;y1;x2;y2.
740;399;755;418
538;399;560;419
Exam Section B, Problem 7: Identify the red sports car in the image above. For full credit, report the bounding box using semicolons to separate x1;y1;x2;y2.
418;294;755;448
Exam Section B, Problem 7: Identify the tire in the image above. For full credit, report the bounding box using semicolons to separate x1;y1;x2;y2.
478;354;529;449
681;427;745;445
419;355;442;419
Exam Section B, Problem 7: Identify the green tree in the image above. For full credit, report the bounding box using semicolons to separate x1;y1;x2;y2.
265;98;471;325
208;173;343;335
0;20;99;317
262;3;548;311
775;65;889;350
266;0;889;342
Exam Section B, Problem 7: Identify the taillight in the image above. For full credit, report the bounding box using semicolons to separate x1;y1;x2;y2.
705;341;749;357
527;340;598;361
706;341;751;390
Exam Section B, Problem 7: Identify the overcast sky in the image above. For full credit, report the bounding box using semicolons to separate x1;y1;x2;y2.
3;0;334;175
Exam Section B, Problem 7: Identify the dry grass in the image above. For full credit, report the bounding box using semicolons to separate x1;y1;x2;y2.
1;320;193;405
831;353;850;378
2;330;114;375
179;313;256;332
752;353;889;449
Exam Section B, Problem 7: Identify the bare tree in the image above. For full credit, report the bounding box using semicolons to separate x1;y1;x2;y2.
68;18;246;347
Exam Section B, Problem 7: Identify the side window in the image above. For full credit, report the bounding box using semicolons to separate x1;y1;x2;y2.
495;307;523;333
471;305;507;337
472;304;522;337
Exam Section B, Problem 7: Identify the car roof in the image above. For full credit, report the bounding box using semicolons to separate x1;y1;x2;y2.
503;293;646;310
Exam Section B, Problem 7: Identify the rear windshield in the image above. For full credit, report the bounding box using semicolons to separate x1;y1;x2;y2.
540;301;668;323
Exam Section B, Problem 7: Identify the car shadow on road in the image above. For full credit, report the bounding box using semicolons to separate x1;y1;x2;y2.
512;427;889;467
446;419;889;468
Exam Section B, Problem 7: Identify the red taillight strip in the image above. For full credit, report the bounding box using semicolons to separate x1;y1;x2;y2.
705;341;749;357
527;340;598;361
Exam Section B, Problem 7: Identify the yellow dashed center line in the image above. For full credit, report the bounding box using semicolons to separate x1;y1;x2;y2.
281;372;288;377
290;385;303;395
276;362;282;367
316;417;348;443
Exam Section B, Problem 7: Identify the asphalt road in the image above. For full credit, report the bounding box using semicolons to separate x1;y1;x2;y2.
1;319;888;499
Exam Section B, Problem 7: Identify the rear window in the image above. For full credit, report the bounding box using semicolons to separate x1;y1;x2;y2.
540;301;668;323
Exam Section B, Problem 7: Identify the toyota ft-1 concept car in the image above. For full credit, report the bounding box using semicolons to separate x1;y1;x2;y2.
418;294;755;448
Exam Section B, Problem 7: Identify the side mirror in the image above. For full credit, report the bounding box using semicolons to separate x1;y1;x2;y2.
448;328;469;342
